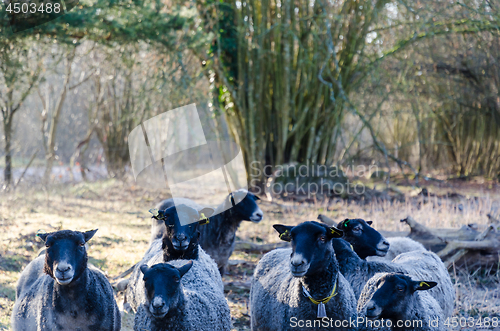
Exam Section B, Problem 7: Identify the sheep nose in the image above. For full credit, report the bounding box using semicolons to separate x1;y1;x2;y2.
290;258;305;267
383;240;390;247
366;302;376;312
255;211;263;219
56;263;71;273
152;297;165;309
175;234;187;241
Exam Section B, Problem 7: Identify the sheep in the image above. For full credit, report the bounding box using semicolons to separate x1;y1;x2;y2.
331;238;455;318
357;272;445;331
133;261;231;331
335;218;426;262
11;229;121;331
336;218;390;259
152;189;263;275
126;204;223;313
250;221;358;331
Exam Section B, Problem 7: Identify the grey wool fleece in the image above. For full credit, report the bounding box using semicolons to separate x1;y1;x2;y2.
357;273;445;331
133;258;231;331
250;248;357;331
11;261;120;331
366;237;426;263
126;242;223;312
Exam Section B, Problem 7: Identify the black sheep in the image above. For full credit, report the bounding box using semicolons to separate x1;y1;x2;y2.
11;229;121;331
153;189;263;275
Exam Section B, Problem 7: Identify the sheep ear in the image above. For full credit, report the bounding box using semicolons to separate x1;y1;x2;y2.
140;264;150;275
366;221;373;225
273;224;293;242
413;281;437;291
231;193;236;206
200;207;215;218
328;226;344;238
177;261;193;277
338;219;350;228
149;208;160;219
84;229;98;242
37;231;49;242
149;208;167;220
251;193;260;200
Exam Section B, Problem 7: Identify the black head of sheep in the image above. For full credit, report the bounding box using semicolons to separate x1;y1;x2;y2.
273;221;343;277
140;262;193;319
37;229;98;286
225;190;263;223
151;204;214;255
337;218;390;259
363;273;437;320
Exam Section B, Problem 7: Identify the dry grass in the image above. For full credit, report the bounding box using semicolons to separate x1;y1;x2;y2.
0;178;499;330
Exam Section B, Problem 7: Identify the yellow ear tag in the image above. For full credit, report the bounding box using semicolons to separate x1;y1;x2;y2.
350;244;354;251
419;282;430;287
279;230;289;240
149;208;159;217
330;228;341;236
199;213;209;225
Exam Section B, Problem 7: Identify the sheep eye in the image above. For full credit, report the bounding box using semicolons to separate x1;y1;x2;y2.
319;235;326;242
45;243;50;248
79;242;85;247
396;286;404;292
173;277;180;282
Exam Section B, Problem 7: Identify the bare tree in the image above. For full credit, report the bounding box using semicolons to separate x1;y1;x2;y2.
0;37;43;188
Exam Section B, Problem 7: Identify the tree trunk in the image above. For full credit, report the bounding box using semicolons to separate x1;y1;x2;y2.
42;50;75;184
3;116;13;187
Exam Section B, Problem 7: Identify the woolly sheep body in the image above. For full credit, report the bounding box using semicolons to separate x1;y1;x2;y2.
250;248;357;331
15;255;45;299
357;273;445;331
367;237;426;262
11;262;120;331
126;242;223;313
133;259;231;331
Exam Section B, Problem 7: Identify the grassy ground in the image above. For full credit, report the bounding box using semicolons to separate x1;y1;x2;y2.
1;178;499;330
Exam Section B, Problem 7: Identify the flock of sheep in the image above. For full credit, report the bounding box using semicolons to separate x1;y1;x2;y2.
10;189;455;330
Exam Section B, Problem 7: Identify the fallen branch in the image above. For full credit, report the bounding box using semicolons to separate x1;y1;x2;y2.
234;240;289;253
224;281;252;292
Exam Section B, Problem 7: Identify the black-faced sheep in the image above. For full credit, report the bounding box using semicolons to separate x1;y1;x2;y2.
133;261;231;331
336;219;390;259
250;221;357;331
153;189;263;275
334;218;426;261
11;229;121;331
126;204;223;313
357;272;445;331
331;238;454;318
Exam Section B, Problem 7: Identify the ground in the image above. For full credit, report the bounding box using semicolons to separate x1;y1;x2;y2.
1;177;499;330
